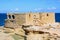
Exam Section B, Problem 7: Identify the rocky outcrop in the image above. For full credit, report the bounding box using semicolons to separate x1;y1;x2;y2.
0;32;14;40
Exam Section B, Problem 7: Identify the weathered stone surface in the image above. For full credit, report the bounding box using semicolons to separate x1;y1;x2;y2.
5;12;55;28
15;28;25;36
12;34;25;40
4;19;19;29
27;34;44;40
0;32;14;40
3;28;14;33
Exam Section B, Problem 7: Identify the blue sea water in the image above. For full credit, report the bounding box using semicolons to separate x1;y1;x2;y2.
0;13;60;26
0;13;7;26
55;13;60;22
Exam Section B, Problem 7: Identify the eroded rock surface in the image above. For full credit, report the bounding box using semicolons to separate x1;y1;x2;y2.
0;32;14;40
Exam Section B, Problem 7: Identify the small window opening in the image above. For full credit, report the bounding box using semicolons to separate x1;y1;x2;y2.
29;14;31;17
9;15;11;19
12;15;15;19
47;14;49;16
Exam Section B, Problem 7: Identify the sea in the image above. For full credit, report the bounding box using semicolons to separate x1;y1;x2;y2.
0;13;60;26
0;13;7;26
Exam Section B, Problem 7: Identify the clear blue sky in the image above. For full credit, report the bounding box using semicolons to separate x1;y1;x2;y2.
0;0;60;13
